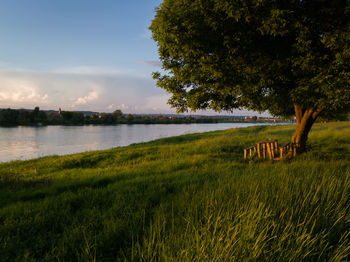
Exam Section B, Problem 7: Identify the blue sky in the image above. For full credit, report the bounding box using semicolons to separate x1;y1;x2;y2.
0;0;266;116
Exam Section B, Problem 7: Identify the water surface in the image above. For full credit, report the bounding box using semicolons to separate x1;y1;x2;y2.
0;123;281;162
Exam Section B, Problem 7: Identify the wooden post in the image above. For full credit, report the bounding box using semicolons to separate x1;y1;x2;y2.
293;144;296;157
250;148;252;158
279;142;292;159
244;149;247;160
257;143;261;159
263;143;266;159
280;147;283;159
266;143;272;160
270;142;275;159
274;140;278;155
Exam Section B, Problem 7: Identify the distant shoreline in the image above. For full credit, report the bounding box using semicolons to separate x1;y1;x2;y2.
0;120;290;128
0;107;286;127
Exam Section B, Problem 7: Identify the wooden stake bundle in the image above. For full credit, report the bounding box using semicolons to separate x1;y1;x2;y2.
244;139;296;161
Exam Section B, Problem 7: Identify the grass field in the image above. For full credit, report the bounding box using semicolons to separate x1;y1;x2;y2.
0;122;349;261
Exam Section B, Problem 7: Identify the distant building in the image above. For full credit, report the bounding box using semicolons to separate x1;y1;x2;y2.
51;108;62;117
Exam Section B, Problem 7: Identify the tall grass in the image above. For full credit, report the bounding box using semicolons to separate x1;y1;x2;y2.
0;122;349;261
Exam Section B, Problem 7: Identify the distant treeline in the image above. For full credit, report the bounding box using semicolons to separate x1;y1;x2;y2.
1;107;347;127
0;107;234;126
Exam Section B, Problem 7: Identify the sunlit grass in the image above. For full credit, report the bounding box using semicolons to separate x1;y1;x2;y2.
0;122;349;261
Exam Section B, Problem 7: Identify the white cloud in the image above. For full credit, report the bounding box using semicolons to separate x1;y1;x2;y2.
0;75;49;106
0;67;270;116
74;91;99;105
121;104;128;109
107;104;115;110
53;66;124;75
137;60;162;67
0;67;165;112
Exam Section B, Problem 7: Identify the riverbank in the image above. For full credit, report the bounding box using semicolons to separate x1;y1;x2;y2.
0;121;349;261
0;122;288;163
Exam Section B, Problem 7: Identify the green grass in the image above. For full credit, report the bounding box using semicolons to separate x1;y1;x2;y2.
0;122;349;261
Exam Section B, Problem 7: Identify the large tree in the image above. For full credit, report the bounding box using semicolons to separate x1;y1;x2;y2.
150;0;350;154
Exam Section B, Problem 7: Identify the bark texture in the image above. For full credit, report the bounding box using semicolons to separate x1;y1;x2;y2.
292;104;322;155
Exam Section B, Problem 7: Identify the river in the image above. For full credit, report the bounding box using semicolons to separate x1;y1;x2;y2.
0;123;284;162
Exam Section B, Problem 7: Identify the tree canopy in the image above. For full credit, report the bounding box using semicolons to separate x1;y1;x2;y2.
150;0;350;153
150;0;349;117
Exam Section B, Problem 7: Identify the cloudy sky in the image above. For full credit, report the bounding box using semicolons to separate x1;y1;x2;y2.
0;0;266;116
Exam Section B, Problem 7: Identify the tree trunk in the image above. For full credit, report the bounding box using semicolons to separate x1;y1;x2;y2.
292;104;322;155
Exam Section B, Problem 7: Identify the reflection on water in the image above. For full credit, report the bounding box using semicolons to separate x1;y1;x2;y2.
0;123;280;162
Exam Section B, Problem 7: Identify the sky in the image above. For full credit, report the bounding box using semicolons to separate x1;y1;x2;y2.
0;0;267;116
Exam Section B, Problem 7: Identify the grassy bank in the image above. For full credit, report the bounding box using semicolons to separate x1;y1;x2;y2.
0;122;349;261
